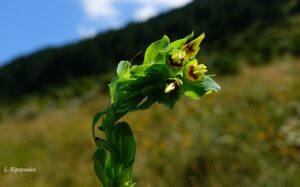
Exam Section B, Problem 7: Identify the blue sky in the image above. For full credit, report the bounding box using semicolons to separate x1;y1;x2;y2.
0;0;192;66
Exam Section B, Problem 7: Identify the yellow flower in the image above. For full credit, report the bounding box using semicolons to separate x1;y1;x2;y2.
167;49;186;69
184;59;207;82
181;33;205;59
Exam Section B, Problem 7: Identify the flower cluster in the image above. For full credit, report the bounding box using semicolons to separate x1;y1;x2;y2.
108;33;221;110
162;33;212;96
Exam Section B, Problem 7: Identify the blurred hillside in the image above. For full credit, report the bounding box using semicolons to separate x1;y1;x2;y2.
0;57;299;187
0;0;300;103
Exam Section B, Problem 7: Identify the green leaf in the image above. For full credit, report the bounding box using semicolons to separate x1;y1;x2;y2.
117;61;131;79
113;167;134;187
113;122;136;168
92;111;105;141
141;84;159;96
105;154;116;181
93;148;112;187
117;91;145;114
144;35;170;64
130;64;151;77
202;76;221;92
130;96;157;112
95;139;118;163
102;106;117;135
160;88;182;109
183;76;221;100
183;86;204;100
145;63;173;78
116;78;153;91
129;84;161;112
169;32;194;49
108;76;119;103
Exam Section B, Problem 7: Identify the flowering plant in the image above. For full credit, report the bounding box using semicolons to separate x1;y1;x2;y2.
92;32;220;187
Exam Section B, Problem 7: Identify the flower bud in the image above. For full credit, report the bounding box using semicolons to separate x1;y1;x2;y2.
164;79;181;93
184;59;207;82
167;49;186;69
181;33;205;59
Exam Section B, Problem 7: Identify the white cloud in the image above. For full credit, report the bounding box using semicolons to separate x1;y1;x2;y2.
78;25;97;38
131;0;193;22
120;0;192;8
80;0;193;20
80;0;118;19
134;4;158;22
79;0;193;32
156;0;193;8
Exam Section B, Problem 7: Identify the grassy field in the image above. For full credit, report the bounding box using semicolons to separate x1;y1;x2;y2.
0;57;300;187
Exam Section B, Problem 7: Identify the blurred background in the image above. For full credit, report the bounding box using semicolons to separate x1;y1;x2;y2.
1;0;300;186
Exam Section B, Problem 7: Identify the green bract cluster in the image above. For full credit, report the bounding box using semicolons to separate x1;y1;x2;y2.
92;32;220;187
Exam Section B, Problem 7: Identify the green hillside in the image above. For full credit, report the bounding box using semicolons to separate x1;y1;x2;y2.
0;0;299;102
1;58;299;187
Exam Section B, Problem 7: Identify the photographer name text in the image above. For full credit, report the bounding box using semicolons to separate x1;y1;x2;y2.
3;166;36;173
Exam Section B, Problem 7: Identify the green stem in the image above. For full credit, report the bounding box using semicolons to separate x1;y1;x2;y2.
94;104;135;187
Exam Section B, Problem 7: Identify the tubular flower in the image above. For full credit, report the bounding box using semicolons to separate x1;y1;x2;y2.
184;59;207;82
181;33;205;59
167;49;186;69
164;79;181;93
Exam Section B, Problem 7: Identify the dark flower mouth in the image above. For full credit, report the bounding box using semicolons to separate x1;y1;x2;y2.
168;55;184;67
183;44;195;56
184;59;207;82
181;33;205;59
188;65;199;80
167;50;186;68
